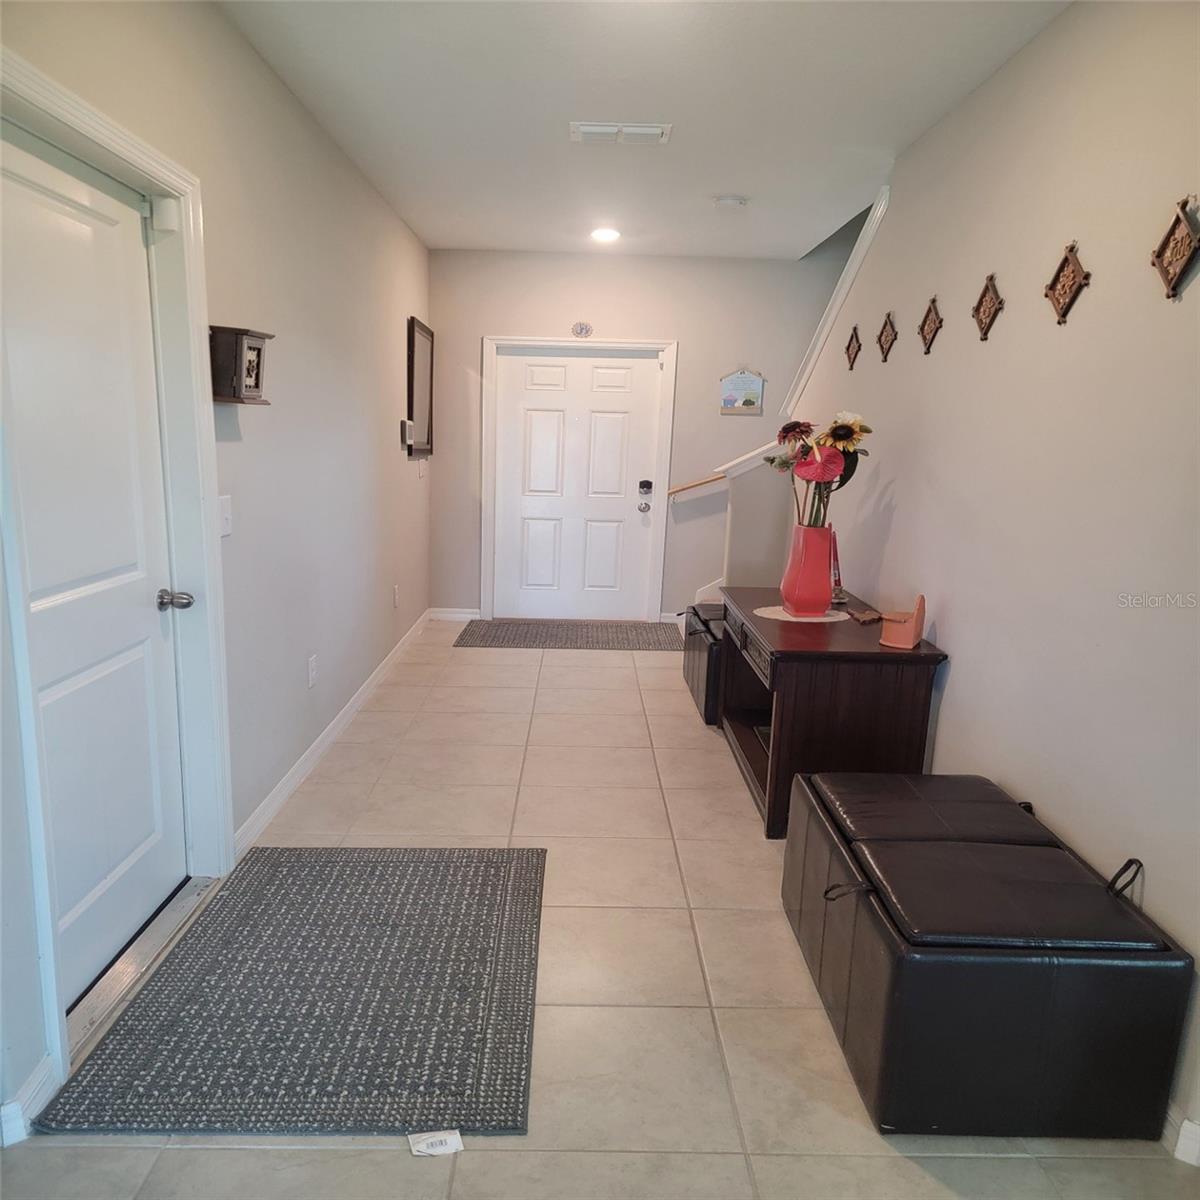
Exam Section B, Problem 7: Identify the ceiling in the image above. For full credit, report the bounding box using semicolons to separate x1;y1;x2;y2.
225;1;1067;260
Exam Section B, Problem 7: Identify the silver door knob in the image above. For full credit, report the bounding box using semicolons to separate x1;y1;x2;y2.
157;589;195;611
637;502;651;513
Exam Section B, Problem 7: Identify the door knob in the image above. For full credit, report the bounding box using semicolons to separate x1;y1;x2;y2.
637;502;651;513
157;589;195;611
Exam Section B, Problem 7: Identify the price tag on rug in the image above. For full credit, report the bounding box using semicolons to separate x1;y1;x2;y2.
408;1130;463;1156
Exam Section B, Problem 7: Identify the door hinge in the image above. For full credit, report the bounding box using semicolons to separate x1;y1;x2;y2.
148;196;182;233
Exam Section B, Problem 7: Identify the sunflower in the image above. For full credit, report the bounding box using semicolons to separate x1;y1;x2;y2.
816;411;872;452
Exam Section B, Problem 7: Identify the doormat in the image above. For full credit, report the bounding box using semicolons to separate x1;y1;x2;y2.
35;847;545;1136
455;619;683;651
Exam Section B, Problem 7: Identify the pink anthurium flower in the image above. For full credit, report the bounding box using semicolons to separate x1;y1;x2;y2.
793;444;845;483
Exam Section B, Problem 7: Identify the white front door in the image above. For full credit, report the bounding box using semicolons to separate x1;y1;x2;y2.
2;133;188;1005
494;347;666;619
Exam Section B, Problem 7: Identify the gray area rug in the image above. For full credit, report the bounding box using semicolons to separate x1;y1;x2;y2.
456;619;683;651
36;847;545;1136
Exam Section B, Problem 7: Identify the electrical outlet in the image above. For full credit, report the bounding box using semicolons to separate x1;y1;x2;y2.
393;585;400;609
307;654;318;689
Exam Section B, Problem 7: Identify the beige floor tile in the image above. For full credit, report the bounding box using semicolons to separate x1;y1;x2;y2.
1035;1156;1200;1199
382;663;445;687
511;836;686;907
654;747;744;789
452;1151;753;1200
695;909;821;1007
633;650;685;669
648;714;728;749
528;714;650;748
381;743;524;786
534;688;645;715
637;667;688;691
423;686;536;713
335;710;416;744
1020;1138;1170;1158
752;1154;1059;1200
640;689;700;716
439;663;540;688
403;711;531;745
256;827;344;848
268;780;374;834
522;746;658;788
449;647;543;666
411;626;465;645
466;1006;743;1151
536;908;707;1005
664;788;763;841
718;1007;890;1154
539;665;638;690
514;786;669;838
361;683;431;712
339;833;510;849
134;1147;450;1200
351;783;517;836
308;742;393;785
541;649;635;667
0;1144;161;1200
676;839;786;908
391;643;454;664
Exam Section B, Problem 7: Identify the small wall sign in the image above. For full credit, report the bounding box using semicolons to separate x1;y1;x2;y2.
719;368;765;415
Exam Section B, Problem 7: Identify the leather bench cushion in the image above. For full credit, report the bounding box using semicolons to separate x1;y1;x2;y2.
851;840;1166;951
813;773;1058;845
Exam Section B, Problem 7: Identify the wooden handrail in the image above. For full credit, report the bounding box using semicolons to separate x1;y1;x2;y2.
667;472;727;498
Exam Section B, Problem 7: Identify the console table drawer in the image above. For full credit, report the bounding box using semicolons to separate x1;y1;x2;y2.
743;631;772;686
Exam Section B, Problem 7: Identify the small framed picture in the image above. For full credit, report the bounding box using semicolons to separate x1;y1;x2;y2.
719;368;765;416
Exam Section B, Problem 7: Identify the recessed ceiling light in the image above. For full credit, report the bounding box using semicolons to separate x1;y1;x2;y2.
591;227;621;243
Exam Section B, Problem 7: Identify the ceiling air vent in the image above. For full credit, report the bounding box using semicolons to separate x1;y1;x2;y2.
569;122;672;145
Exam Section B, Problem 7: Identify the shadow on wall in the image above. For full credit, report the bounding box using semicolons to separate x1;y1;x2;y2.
843;476;896;602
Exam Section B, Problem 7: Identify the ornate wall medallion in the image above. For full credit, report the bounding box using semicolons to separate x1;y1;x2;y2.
918;298;944;355
1150;198;1199;299
845;325;862;370
571;321;594;338
1044;242;1091;324
971;274;1005;341
877;312;898;362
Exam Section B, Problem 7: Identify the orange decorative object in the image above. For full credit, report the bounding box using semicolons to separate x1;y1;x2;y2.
879;594;926;649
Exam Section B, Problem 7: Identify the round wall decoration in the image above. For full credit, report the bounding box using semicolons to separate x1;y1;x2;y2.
571;321;594;338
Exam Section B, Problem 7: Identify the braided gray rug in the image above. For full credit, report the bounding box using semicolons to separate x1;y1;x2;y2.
455;619;683;651
36;847;545;1136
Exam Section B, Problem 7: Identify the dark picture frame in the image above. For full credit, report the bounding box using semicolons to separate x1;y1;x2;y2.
407;316;434;456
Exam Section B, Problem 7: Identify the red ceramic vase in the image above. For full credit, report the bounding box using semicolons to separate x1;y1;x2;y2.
780;525;833;617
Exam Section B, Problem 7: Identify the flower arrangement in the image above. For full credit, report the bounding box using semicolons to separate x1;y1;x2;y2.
763;412;872;526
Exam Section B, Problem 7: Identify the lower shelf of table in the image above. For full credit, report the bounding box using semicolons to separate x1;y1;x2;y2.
721;707;772;822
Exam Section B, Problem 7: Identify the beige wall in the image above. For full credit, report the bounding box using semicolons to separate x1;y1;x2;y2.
429;225;859;614
1;1;429;1099
796;1;1200;1128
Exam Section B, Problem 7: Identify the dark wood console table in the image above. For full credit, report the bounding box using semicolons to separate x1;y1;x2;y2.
719;586;947;838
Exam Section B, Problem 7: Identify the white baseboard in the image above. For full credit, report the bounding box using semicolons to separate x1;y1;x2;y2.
233;609;431;857
1;1053;57;1146
1166;1107;1200;1165
428;608;479;621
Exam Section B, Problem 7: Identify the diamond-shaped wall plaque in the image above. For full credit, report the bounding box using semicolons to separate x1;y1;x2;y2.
917;298;943;355
972;274;1005;341
877;312;898;362
1150;198;1198;299
845;326;861;370
1044;242;1091;324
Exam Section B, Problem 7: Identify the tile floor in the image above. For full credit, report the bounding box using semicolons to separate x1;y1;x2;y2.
3;620;1196;1199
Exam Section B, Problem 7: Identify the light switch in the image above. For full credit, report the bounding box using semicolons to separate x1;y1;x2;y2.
219;495;233;537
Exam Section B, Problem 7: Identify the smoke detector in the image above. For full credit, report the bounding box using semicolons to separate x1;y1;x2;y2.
570;122;672;145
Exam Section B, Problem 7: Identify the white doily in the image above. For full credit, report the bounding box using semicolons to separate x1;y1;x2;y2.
753;606;851;624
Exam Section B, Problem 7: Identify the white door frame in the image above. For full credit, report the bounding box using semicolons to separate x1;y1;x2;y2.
0;51;233;1090
480;336;678;621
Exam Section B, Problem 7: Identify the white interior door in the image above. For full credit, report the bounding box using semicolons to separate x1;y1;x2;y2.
2;133;188;1005
494;347;665;619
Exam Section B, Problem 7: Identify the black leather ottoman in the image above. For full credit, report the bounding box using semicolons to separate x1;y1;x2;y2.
782;773;1194;1138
